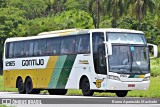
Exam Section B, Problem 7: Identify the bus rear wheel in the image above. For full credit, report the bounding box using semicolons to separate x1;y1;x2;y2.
17;78;26;94
81;77;94;96
25;77;40;94
48;89;67;95
116;91;128;97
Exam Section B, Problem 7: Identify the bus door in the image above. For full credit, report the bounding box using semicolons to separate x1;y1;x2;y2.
96;45;107;89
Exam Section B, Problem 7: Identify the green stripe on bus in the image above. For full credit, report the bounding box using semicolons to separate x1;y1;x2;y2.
48;55;67;88
128;74;136;78
128;75;141;78
56;55;77;89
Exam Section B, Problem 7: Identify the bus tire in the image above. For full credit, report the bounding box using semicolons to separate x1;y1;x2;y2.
25;77;40;94
48;89;67;95
17;78;26;94
116;91;128;97
81;77;94;96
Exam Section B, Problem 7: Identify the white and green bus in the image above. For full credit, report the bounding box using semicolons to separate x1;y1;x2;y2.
3;28;158;97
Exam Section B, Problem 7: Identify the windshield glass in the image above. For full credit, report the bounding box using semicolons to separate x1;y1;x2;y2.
107;33;146;44
109;45;149;74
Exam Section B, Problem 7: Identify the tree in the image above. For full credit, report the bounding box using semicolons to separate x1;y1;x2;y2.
86;0;108;28
8;0;48;19
127;0;155;30
53;9;94;29
106;0;125;28
0;0;7;8
0;7;27;42
52;0;67;15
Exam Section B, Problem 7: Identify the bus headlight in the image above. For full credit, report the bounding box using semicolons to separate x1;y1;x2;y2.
143;76;150;81
107;75;120;81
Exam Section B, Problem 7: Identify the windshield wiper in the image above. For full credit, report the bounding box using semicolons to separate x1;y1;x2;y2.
132;59;143;74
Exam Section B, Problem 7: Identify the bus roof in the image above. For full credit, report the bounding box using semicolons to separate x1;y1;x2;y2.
5;28;144;43
89;28;144;34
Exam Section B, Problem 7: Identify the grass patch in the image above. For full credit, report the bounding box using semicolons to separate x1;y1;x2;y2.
150;58;160;77
0;105;14;107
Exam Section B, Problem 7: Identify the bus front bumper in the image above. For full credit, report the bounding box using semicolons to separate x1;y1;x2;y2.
106;79;150;90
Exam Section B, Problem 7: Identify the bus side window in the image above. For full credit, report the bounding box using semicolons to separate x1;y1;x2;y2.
92;33;104;53
24;41;34;57
5;43;9;58
34;39;47;56
34;42;38;56
76;34;90;54
14;42;24;58
8;43;14;58
47;38;60;55
61;37;75;54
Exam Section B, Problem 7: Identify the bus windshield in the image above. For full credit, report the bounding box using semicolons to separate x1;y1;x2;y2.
108;45;149;74
107;33;146;44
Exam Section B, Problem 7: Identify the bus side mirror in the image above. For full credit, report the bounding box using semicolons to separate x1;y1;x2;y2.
147;43;158;58
104;42;112;56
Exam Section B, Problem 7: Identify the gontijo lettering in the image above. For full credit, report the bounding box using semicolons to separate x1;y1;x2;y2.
22;59;44;66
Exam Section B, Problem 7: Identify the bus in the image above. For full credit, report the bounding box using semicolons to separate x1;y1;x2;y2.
3;28;158;97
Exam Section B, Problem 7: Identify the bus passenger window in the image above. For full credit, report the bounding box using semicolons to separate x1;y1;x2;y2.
61;37;75;54
8;43;14;58
34;39;47;56
14;42;24;58
24;41;34;57
76;34;90;53
47;38;60;55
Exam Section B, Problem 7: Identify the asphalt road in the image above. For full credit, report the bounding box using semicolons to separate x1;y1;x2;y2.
0;92;159;107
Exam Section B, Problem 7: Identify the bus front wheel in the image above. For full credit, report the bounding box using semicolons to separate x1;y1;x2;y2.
81;77;94;96
17;78;26;94
116;91;128;97
48;89;67;95
25;77;40;94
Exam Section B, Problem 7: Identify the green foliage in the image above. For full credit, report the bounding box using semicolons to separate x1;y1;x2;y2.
25;17;62;36
54;10;94;29
100;17;112;28
106;0;126;28
150;58;160;77
0;105;14;107
0;0;159;42
0;0;7;8
8;0;48;19
65;0;82;10
0;7;27;40
25;9;94;36
127;0;155;20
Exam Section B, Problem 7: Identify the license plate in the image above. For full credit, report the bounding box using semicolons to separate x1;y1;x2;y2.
128;84;135;87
